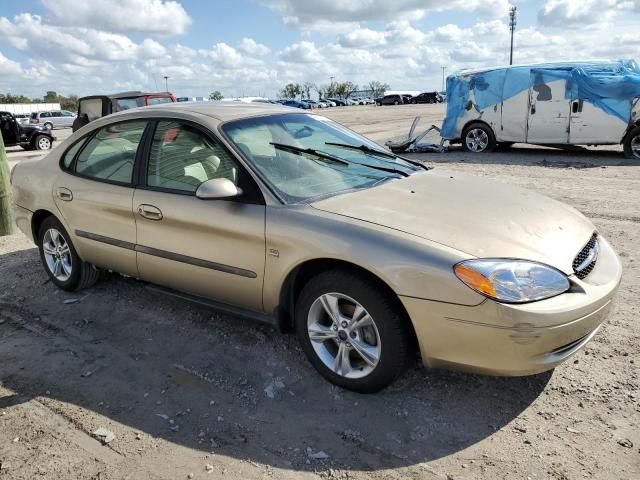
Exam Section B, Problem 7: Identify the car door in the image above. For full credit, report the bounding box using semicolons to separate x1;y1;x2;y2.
0;112;19;146
133;119;266;311
526;69;571;144
568;97;629;144
52;119;147;277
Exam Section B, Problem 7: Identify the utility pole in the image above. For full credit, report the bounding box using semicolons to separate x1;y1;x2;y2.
441;66;447;92
164;75;169;92
509;6;517;65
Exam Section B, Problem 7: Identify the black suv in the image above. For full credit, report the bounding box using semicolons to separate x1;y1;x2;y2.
0;111;56;150
411;92;439;104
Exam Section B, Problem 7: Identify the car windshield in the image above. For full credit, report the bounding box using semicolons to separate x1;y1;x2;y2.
221;113;421;203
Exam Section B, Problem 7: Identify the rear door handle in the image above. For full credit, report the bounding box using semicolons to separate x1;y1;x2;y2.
138;204;163;221
57;187;73;201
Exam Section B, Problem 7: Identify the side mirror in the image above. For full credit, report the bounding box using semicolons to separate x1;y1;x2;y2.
196;178;243;200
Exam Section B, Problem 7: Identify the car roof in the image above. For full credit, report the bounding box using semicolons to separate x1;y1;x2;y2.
105;100;297;123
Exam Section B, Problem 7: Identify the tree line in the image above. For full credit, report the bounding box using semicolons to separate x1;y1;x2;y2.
0;91;79;111
278;80;390;100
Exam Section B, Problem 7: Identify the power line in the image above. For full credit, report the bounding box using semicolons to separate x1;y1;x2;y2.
509;6;517;65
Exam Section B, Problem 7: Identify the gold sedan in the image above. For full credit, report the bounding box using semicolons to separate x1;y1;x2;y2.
10;103;622;392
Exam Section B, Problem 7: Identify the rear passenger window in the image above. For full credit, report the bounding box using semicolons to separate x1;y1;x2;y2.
75;121;146;184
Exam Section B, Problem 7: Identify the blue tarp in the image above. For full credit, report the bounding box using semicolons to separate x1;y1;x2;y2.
441;59;640;139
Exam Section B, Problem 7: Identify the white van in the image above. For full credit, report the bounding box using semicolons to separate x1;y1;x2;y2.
441;60;640;158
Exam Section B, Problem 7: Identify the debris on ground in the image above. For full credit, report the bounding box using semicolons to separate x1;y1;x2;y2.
385;116;445;153
264;377;285;399
92;427;115;444
308;450;330;460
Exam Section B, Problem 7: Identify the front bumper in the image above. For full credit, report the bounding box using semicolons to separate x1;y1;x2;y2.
401;235;622;376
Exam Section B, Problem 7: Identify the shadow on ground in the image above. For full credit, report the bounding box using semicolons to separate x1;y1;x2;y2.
409;144;640;168
0;246;551;472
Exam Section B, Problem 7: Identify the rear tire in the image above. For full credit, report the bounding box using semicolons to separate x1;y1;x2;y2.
44;122;53;130
295;269;412;393
462;122;496;153
38;216;100;291
623;125;640;159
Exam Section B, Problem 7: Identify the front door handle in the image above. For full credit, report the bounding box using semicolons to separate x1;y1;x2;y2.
138;204;163;221
57;187;73;201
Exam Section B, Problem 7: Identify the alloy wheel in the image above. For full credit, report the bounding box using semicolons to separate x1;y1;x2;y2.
631;134;640;159
307;292;381;379
465;128;489;152
38;137;51;150
42;228;72;281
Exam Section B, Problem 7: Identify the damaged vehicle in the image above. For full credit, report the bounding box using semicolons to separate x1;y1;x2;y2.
72;91;176;131
11;102;622;392
441;60;640;158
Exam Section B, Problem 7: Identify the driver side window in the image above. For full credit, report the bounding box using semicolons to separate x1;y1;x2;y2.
147;120;240;194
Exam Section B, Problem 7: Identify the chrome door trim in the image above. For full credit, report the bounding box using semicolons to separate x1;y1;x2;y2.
74;230;257;279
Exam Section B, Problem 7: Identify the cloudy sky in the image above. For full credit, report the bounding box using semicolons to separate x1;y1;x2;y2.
0;0;639;99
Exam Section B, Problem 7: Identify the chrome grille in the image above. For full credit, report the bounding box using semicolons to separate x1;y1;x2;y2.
572;233;599;279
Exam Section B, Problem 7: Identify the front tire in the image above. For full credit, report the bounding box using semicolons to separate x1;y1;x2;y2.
462;122;496;153
295;269;412;393
623;125;640;159
34;135;52;150
38;216;100;291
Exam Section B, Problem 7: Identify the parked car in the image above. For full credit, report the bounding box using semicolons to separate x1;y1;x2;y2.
321;99;336;107
328;98;348;106
30;110;77;129
411;92;439;104
375;94;406;106
14;113;31;125
278;99;311;109
442;60;640;157
72;91;176;131
1;110;55;150
11;102;621;392
303;99;323;109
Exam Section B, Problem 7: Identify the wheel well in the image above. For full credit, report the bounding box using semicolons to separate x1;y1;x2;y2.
277;259;419;354
31;209;55;241
461;119;493;137
622;121;640;143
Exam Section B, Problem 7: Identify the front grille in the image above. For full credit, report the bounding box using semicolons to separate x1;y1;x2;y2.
572;233;599;279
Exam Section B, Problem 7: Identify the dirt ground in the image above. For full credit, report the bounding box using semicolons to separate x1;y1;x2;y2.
1;104;638;480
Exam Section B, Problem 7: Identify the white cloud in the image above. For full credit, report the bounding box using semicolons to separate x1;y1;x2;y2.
0;51;22;77
1;2;640;100
279;41;323;63
537;0;626;27
41;0;191;35
237;38;271;56
267;0;512;31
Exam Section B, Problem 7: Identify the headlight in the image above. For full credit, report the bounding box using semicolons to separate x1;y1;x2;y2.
454;259;570;303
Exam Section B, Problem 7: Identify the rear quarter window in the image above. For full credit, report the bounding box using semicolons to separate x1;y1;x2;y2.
61;138;87;169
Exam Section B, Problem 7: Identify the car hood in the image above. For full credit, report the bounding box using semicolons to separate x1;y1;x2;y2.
20;124;50;134
311;170;595;275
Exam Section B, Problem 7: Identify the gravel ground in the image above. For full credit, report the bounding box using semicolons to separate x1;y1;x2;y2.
0;104;638;480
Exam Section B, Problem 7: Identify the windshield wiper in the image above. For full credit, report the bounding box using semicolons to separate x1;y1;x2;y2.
270;142;348;165
270;142;409;177
324;142;429;170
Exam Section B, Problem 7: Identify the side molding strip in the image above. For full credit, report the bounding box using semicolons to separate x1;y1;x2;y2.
75;230;136;251
75;230;257;279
